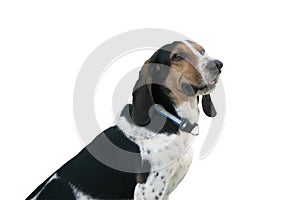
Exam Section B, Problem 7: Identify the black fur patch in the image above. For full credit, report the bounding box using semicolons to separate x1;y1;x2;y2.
26;126;150;199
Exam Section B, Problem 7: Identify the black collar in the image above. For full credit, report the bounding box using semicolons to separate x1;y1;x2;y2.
120;104;199;135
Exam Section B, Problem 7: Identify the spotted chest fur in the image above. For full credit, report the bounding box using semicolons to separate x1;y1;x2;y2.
117;116;194;200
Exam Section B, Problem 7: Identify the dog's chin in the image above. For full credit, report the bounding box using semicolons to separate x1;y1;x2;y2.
196;84;216;95
181;82;217;96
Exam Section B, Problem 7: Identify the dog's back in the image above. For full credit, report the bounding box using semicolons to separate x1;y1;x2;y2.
26;126;147;199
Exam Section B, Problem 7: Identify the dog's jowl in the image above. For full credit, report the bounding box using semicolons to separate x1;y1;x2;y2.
26;40;223;200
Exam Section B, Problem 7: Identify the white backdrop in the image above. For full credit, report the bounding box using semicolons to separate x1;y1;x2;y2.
1;1;300;199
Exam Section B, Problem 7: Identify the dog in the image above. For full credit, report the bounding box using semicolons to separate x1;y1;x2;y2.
26;40;223;200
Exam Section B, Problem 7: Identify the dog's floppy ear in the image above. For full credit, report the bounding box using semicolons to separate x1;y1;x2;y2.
202;94;217;117
131;62;154;126
131;47;173;126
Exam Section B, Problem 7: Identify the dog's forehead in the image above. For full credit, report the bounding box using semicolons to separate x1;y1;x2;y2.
176;41;204;52
147;41;206;65
161;41;205;58
160;41;203;52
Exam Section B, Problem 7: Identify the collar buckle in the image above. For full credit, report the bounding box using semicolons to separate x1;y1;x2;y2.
153;104;199;136
179;118;199;136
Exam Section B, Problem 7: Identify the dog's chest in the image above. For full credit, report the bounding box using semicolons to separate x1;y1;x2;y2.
137;132;192;169
133;130;194;199
117;116;193;168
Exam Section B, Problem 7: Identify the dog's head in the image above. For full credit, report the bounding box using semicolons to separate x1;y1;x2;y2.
131;40;223;126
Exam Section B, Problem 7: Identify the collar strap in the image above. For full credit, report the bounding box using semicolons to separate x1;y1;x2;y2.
153;104;199;136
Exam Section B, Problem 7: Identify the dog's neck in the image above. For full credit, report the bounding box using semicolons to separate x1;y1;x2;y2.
152;84;199;123
128;85;199;134
175;99;199;123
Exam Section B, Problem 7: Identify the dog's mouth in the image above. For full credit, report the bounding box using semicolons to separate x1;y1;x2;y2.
181;82;217;96
194;83;216;95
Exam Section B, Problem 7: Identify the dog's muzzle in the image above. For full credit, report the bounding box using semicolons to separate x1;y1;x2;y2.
207;60;223;74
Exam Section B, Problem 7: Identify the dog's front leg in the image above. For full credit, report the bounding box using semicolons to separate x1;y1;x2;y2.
134;167;176;200
166;148;193;196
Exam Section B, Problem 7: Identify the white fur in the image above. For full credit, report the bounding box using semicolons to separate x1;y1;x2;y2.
175;98;199;124
30;173;59;200
70;184;97;200
182;40;201;57
116;113;195;200
182;40;210;66
29;173;98;200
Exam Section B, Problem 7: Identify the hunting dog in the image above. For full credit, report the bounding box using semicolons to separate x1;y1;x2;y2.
26;40;223;200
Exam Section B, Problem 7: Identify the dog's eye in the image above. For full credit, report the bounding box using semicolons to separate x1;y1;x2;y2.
172;54;183;61
200;49;205;55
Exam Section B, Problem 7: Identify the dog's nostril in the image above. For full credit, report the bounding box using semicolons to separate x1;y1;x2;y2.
214;60;223;70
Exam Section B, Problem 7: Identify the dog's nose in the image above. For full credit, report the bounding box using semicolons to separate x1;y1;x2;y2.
207;60;223;73
214;60;223;72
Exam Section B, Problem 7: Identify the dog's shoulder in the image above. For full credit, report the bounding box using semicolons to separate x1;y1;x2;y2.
27;126;145;199
58;125;143;177
94;125;141;153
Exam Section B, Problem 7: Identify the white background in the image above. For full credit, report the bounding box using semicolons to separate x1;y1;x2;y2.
1;0;300;199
